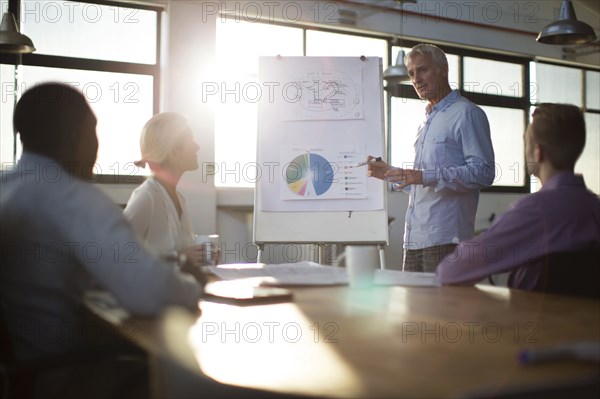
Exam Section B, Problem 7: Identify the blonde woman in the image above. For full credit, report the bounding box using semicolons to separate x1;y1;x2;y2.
124;112;207;266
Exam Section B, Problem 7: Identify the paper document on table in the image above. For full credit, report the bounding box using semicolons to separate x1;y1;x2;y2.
207;262;348;286
374;270;439;287
207;263;439;287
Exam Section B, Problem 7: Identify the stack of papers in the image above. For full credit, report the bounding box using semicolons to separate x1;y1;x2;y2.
206;262;439;287
375;269;440;287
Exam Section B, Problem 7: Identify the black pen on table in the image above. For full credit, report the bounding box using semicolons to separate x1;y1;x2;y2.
519;342;600;364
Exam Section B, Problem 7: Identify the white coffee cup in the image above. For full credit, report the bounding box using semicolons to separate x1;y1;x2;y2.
345;245;379;288
194;234;220;265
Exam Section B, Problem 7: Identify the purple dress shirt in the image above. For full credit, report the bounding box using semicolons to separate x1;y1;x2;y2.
436;173;600;290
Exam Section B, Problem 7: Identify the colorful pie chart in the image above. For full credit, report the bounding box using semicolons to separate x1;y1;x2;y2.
285;153;334;197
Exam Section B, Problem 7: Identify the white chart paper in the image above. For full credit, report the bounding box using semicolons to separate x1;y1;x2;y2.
257;56;385;212
206;263;439;287
281;69;364;121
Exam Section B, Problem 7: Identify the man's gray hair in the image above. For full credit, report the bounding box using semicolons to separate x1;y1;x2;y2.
404;44;448;69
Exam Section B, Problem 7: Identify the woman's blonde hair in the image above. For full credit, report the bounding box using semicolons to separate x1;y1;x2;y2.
135;112;190;168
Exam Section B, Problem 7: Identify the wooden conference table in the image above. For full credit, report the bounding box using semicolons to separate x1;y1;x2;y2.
85;283;600;398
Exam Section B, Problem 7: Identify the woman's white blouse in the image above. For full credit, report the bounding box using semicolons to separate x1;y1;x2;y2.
124;177;195;255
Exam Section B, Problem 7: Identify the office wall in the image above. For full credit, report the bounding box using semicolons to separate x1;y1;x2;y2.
104;0;598;267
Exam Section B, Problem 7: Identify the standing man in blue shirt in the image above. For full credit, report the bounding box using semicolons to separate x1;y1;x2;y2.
369;44;495;272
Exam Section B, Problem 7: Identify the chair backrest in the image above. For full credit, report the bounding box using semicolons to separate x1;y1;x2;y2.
535;248;600;300
0;304;16;364
1;304;20;399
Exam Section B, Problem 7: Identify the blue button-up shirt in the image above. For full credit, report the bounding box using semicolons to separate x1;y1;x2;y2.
1;152;202;360
403;90;495;249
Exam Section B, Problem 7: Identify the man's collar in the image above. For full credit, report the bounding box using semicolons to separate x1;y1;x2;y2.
426;89;460;114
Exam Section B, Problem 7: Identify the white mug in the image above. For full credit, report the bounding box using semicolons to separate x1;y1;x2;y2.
194;234;220;265
345;245;379;288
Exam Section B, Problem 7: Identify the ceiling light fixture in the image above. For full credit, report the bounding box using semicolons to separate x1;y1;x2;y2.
537;0;597;45
383;1;410;83
0;11;36;54
383;44;410;83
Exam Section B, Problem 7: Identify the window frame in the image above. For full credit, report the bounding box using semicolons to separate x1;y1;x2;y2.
386;39;533;194
6;3;595;191
0;0;163;184
214;14;390;189
532;59;600;195
533;59;600;113
215;19;536;194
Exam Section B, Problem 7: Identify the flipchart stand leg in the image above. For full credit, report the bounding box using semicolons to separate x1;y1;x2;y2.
256;244;263;264
318;244;324;265
378;244;386;270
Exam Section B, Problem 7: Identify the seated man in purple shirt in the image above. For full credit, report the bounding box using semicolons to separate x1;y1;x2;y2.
437;103;600;291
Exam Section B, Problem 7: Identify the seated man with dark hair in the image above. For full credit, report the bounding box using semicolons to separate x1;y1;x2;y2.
437;103;600;292
1;83;203;396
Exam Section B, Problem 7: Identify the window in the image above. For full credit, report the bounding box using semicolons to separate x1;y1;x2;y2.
579;113;599;194
214;20;303;188
0;64;18;166
479;106;526;187
215;25;558;193
534;62;600;195
389;45;530;191
389;97;424;169
306;30;387;62
586;70;600;109
0;0;162;182
388;47;459;168
463;58;523;98
582;72;600;194
214;19;387;188
20;0;157;64
20;66;154;177
535;63;582;106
